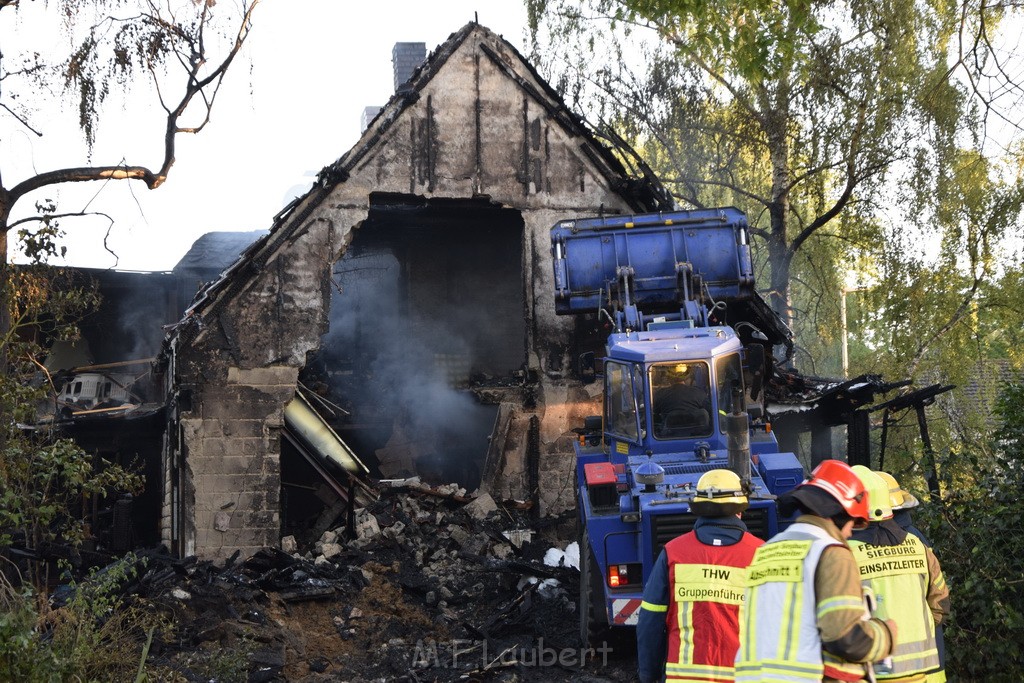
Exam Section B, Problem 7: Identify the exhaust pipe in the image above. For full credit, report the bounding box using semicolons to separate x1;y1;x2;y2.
723;387;752;491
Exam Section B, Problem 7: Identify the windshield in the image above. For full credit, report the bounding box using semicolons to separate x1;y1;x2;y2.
650;361;713;439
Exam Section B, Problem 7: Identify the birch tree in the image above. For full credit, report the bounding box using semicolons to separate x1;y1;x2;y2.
527;0;1015;364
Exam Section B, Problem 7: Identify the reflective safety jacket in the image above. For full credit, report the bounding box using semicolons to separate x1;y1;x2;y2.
895;511;948;683
661;530;763;681
638;517;762;683
850;533;947;681
736;520;893;683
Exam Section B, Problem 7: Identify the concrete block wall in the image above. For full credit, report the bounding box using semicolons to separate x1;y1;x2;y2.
179;367;297;562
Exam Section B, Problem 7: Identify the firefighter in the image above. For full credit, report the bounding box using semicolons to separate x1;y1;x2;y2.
637;468;764;683
735;459;897;683
859;469;949;683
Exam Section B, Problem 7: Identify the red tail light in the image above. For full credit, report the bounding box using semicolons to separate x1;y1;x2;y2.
608;565;621;587
607;563;642;588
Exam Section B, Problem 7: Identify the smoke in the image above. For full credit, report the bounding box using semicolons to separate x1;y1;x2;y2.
318;244;497;489
111;285;168;362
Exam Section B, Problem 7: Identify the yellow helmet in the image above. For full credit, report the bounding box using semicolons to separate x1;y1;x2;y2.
692;469;748;516
852;465;892;521
664;362;691;378
876;471;919;510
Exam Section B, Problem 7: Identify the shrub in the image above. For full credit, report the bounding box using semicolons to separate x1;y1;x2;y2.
0;432;143;589
916;379;1024;681
0;555;167;683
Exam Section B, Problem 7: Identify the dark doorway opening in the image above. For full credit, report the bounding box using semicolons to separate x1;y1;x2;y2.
280;437;350;545
301;195;526;492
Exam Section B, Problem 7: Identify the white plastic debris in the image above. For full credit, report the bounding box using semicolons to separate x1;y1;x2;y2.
517;576;563;598
543;541;580;570
562;541;580;570
543;547;566;567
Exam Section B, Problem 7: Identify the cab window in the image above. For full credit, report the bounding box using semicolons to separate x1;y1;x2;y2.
716;353;743;430
606;361;640;441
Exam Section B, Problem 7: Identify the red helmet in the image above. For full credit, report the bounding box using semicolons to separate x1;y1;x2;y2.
802;460;870;528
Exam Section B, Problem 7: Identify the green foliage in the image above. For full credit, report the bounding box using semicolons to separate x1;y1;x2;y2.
0;555;168;683
0;228;152;668
528;0;1022;391
174;635;256;683
849;148;1024;458
0;226;140;590
915;379;1024;680
18;201;69;263
0;579;61;681
0;434;144;557
980;266;1024;366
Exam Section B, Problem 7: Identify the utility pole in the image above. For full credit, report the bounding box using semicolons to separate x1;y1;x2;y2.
841;285;868;378
841;287;850;378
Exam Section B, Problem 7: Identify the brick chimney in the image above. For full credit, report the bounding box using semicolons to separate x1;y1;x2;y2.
392;42;427;91
361;42;427;133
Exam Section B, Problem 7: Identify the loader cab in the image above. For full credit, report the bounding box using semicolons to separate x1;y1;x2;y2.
604;358;726;453
602;326;757;457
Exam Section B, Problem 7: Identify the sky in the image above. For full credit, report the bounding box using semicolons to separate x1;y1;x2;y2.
1;1;532;271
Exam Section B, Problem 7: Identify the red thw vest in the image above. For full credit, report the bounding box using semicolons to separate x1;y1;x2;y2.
664;530;764;682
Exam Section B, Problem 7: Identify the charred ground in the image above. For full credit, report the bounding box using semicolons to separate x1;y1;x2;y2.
95;483;637;682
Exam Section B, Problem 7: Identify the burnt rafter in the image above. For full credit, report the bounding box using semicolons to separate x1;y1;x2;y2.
769;371;909;423
870;382;956;413
812;375;911;425
872;383;955;503
767;372;911;469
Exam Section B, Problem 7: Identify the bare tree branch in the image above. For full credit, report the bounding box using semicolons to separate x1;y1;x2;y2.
0;103;42;136
6;210;115;233
661;176;771;207
3;0;259;217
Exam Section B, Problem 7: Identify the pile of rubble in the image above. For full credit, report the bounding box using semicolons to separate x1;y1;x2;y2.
122;481;636;682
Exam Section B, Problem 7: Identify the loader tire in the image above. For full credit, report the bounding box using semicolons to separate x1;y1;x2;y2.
578;525;607;649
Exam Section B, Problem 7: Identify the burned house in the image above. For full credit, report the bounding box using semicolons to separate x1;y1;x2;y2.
160;23;675;561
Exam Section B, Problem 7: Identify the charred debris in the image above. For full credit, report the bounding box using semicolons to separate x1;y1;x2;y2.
48;481;636;683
